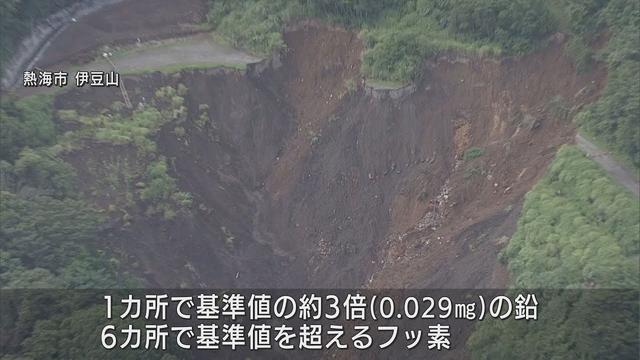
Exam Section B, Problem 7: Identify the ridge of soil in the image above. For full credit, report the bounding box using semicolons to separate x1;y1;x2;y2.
56;24;607;290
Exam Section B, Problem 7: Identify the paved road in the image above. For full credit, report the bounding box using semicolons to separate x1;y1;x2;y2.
1;0;125;89
576;133;639;197
97;34;261;73
13;34;261;97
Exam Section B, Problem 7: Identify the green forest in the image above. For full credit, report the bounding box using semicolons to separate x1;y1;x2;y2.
569;0;639;169
468;146;639;359
0;95;129;289
0;85;192;358
0;83;193;289
0;95;137;358
504;146;638;289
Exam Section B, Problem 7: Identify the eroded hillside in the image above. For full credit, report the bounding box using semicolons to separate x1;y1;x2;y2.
54;24;606;289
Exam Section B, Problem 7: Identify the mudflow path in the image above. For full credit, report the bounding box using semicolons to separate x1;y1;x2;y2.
54;24;608;292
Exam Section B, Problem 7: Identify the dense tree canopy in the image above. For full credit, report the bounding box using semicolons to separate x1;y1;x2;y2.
208;0;556;79
469;146;639;359
575;0;640;168
0;95;56;162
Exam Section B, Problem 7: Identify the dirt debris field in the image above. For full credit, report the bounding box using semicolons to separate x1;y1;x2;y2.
12;0;609;292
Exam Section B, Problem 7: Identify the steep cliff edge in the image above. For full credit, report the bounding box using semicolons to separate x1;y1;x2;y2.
55;24;606;288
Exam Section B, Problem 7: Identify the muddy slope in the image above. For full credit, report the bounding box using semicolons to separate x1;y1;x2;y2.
57;25;605;289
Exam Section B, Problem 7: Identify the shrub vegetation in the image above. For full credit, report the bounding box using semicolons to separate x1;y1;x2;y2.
0;94;56;162
468;146;639;358
0;87;191;359
207;0;554;82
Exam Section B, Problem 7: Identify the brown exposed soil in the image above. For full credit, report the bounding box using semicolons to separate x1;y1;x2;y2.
54;23;606;292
